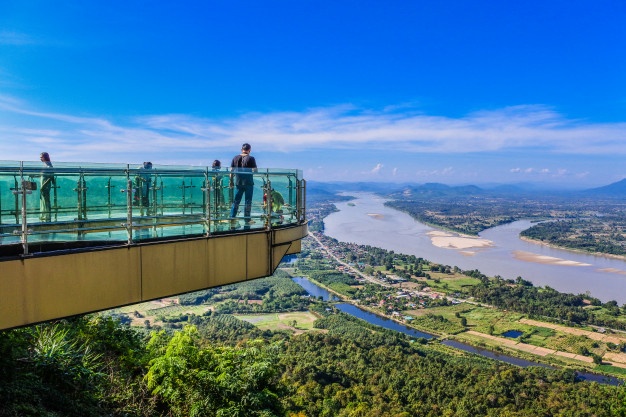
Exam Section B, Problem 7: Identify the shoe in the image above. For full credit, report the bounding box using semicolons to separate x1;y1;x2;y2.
245;220;256;225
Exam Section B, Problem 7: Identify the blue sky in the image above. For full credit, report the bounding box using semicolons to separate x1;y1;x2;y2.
1;1;625;188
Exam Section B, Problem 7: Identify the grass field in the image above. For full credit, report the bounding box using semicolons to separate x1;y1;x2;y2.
425;272;483;293
234;311;321;334
404;303;608;356
111;299;212;327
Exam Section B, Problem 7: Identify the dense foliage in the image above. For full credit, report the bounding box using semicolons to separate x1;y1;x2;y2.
145;326;283;417
2;312;625;417
0;316;157;416
468;275;626;330
180;271;306;306
177;272;310;315
521;219;626;256
386;198;521;235
280;330;626;417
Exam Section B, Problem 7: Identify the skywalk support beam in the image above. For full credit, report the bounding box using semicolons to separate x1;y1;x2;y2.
0;224;307;330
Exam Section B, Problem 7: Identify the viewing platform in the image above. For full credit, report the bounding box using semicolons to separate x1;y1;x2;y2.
0;160;308;330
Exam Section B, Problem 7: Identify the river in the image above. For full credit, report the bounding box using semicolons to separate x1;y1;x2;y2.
322;193;626;304
292;277;622;385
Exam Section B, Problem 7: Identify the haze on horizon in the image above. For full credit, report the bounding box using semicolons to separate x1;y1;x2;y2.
1;1;625;188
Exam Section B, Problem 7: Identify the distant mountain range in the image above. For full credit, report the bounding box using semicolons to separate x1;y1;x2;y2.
308;178;626;199
582;178;626;198
306;181;400;202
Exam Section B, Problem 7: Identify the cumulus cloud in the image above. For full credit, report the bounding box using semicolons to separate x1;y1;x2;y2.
511;167;583;180
1;96;626;164
371;163;383;174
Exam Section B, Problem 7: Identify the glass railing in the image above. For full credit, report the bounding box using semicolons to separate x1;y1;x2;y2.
0;161;305;256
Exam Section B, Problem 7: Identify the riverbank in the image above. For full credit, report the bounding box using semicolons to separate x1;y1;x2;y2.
520;235;626;262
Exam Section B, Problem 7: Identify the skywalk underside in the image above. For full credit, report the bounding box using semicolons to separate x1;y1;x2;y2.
0;224;307;330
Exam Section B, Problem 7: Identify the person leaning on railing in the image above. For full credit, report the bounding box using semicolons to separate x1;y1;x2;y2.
263;188;285;224
39;152;55;222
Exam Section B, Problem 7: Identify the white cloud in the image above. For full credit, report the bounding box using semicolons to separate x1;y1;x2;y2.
510;166;590;181
438;167;455;176
1;97;626;164
371;163;383;174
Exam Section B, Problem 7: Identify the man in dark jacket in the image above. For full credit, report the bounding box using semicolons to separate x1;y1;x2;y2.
229;143;257;227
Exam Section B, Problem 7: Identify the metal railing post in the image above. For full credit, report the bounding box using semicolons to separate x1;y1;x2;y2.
150;173;159;217
13;176;19;224
105;177;114;219
202;169;211;236
299;179;306;224
10;162;31;256
263;175;272;229
75;172;88;221
125;167;134;244
288;175;294;222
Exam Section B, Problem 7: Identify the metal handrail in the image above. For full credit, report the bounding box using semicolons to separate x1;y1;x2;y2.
0;161;304;257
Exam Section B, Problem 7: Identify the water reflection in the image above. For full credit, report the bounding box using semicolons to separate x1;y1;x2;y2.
501;330;524;338
292;277;338;301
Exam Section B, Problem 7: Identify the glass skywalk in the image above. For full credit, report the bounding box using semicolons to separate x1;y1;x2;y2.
0;161;305;257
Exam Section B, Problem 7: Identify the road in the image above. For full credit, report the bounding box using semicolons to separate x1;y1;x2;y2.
308;232;391;287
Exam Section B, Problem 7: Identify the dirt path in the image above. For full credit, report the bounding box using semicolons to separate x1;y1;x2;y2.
465;330;594;363
519;318;626;345
465;328;626;368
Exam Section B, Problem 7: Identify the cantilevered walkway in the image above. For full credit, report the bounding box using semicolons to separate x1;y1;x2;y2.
0;161;307;330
